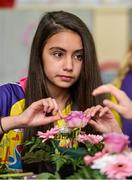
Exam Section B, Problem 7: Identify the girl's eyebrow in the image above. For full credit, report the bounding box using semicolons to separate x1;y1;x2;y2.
49;47;66;52
49;47;83;53
74;49;83;53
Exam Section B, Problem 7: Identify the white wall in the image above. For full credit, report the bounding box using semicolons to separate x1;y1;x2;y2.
0;7;93;83
0;4;132;83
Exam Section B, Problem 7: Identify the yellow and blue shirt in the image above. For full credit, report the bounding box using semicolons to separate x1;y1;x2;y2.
0;82;25;172
0;81;71;172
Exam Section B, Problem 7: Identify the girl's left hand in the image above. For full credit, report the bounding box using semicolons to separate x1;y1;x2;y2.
84;105;122;133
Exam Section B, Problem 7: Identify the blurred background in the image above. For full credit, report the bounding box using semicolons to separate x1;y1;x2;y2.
0;0;132;84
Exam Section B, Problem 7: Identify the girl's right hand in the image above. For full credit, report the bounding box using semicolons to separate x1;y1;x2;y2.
17;98;61;127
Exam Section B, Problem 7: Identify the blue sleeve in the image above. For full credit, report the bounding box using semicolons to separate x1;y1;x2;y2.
0;83;25;138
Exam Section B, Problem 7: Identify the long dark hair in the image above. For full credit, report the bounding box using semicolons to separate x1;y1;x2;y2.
24;11;104;140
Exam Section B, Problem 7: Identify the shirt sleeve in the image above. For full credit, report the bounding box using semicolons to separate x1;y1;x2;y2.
0;83;25;139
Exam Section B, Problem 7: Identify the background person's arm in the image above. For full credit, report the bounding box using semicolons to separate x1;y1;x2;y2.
92;84;132;119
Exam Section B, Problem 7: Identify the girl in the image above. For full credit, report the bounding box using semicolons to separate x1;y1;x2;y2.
0;11;121;173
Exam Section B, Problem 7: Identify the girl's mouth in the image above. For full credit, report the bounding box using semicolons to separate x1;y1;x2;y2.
58;75;73;82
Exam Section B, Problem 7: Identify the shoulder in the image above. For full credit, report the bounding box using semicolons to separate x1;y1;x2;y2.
0;82;25;116
0;82;25;98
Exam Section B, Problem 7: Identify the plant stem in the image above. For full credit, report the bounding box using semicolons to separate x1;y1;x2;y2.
51;141;60;154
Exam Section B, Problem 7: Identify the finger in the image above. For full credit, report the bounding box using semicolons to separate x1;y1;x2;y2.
84;108;90;114
88;119;100;131
46;98;56;113
29;99;56;115
52;98;60;115
92;84;123;102
58;109;64;118
84;107;99;117
92;84;110;95
58;109;68;120
90;105;103;117
42;100;50;113
43;115;60;125
85;107;95;118
30;100;47;112
92;84;114;95
99;106;109;117
103;99;123;114
84;108;91;118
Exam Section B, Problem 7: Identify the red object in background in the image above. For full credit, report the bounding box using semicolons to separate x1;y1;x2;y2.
0;0;15;8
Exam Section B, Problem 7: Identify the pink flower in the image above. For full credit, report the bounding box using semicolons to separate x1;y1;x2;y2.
78;134;103;144
64;111;90;128
37;127;60;142
84;151;106;165
103;133;129;153
101;154;132;179
88;134;103;144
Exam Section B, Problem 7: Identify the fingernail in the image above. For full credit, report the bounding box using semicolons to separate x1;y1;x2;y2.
99;113;102;117
91;113;94;117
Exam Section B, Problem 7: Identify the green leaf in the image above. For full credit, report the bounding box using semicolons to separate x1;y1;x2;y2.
84;142;104;156
37;172;61;179
22;149;51;163
0;163;9;174
0;172;33;178
67;166;106;179
51;154;70;172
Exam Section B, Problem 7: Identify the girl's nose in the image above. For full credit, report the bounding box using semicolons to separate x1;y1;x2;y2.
63;56;73;71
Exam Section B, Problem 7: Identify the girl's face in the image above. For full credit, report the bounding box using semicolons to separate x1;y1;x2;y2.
42;30;83;90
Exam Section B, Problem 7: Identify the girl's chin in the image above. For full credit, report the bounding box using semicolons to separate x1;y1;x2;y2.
47;79;75;89
55;80;74;87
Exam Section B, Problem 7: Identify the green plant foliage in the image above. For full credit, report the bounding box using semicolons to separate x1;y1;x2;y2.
1;135;104;179
22;137;53;164
21;136;104;179
37;172;61;179
84;141;104;156
67;166;107;179
0;164;9;174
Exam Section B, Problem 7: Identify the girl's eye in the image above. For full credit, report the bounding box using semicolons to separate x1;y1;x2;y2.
52;51;63;58
74;54;83;61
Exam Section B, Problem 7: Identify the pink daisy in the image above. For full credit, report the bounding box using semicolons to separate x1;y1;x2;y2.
101;154;132;179
78;134;103;144
37;127;60;142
